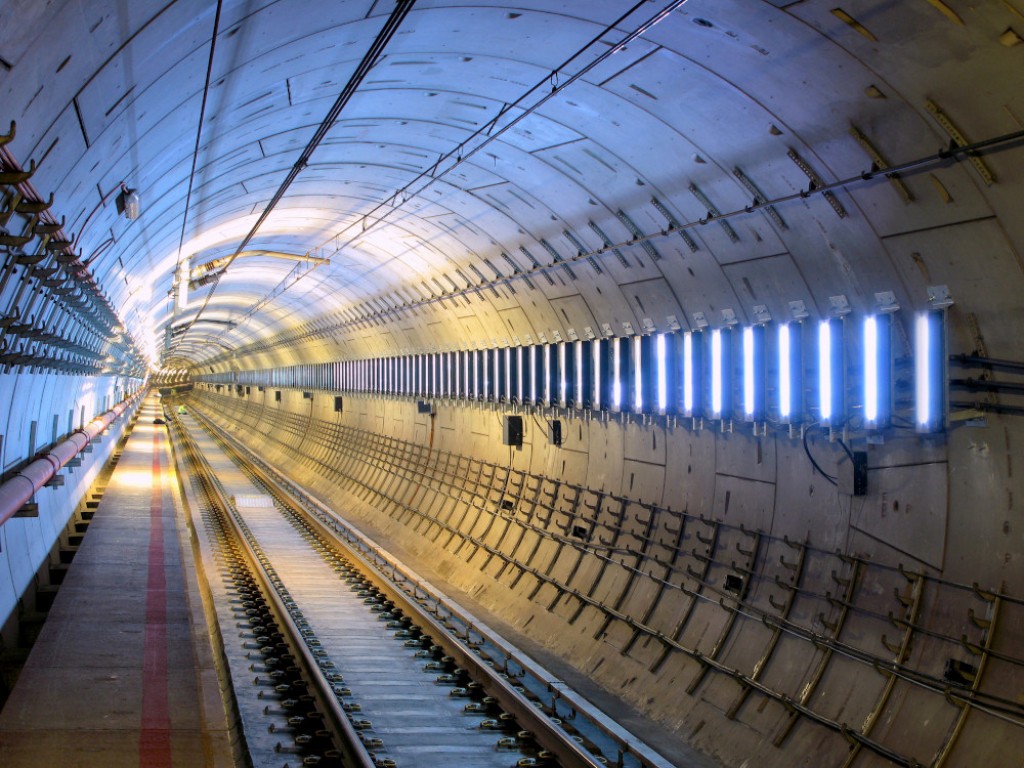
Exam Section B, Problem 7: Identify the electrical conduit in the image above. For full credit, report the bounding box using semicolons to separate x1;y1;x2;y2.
0;391;144;526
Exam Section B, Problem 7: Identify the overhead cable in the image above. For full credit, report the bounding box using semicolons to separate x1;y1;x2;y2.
173;0;417;349
319;0;692;256
174;0;225;272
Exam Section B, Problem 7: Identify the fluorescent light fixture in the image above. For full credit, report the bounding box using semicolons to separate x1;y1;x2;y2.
495;350;503;405
483;349;491;401
593;339;610;411
558;343;569;408
505;348;513;403
574;342;582;405
743;327;754;417
117;185;140;219
612;338;623;411
864;317;877;421
778;324;793;421
504;348;512;403
818;322;832;422
743;325;766;421
528;346;538;405
633;336;644;412
683;332;697;417
543;344;553;406
863;314;892;428
818;318;844;426
656;333;668;414
575;341;589;409
513;347;521;404
916;310;945;431
711;329;724;418
493;348;501;402
916;313;929;428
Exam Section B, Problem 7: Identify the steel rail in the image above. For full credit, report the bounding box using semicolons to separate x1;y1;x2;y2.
191;405;683;768
169;413;376;768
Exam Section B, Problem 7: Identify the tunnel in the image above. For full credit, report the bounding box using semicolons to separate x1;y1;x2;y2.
1;1;1023;766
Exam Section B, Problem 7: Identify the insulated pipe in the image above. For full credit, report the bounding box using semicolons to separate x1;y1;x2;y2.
189;250;331;281
0;391;142;527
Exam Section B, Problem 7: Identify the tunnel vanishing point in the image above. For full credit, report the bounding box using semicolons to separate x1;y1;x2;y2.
2;1;1024;766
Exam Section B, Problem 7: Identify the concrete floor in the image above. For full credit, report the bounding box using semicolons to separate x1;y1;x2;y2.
0;398;234;768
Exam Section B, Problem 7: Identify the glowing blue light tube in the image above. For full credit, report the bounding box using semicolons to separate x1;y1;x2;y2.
778;324;793;421
633;336;644;413
818;322;832;422
743;325;766;421
863;314;892;427
528;346;538;405
916;310;945;431
656;333;668;414
818;318;844;426
543;344;554;406
710;329;727;419
683;332;696;417
612;338;623;411
558;342;569;408
916;314;929;428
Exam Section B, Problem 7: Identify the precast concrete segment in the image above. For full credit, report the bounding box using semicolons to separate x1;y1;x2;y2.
0;397;232;768
183;417;531;768
0;391;144;527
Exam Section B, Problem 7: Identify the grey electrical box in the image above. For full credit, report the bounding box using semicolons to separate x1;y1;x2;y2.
503;415;523;447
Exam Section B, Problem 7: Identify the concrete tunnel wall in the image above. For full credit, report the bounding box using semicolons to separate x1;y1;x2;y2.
184;379;1024;768
0;374;138;642
3;1;1024;765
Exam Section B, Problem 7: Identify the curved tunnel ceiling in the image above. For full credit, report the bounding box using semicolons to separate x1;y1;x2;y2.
2;0;1023;369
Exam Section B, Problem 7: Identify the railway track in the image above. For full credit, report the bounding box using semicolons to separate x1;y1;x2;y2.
168;405;678;768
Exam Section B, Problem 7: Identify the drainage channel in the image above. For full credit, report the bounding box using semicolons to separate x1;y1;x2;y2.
186;406;677;768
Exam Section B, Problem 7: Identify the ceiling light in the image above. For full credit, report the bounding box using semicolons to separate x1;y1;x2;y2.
116;184;140;220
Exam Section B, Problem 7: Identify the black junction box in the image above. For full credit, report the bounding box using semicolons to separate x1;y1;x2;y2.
503;415;523;447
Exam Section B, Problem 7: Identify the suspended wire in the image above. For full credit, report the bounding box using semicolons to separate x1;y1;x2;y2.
213;124;1024;352
803;423;838;485
172;0;417;349
317;0;691;256
174;0;224;271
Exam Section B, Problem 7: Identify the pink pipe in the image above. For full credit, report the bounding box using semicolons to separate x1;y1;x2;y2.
0;392;143;527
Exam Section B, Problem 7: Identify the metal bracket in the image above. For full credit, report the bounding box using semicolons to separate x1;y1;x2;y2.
15;501;39;517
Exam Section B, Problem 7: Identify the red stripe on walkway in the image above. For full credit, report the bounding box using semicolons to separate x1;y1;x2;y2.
140;428;172;767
